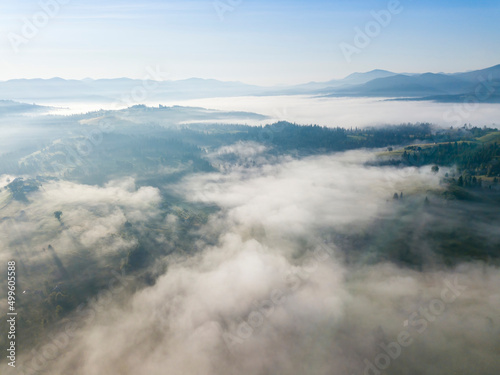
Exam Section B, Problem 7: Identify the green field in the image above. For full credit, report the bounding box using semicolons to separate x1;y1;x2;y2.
477;131;500;144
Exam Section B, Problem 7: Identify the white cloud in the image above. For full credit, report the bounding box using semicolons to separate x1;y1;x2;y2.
18;150;500;375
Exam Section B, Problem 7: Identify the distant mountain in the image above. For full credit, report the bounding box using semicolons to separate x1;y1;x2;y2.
0;71;403;102
1;64;499;104
451;64;500;82
393;92;500;104
273;69;398;94
329;73;472;97
341;69;398;85
322;64;500;101
0;78;267;103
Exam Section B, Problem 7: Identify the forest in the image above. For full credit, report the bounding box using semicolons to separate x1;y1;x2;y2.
1;110;499;372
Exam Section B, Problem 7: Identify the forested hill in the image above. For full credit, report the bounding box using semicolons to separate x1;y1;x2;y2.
374;126;500;186
1;112;498;188
244;122;495;152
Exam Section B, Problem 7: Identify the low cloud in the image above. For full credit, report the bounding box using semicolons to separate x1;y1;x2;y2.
12;151;500;375
0;177;162;266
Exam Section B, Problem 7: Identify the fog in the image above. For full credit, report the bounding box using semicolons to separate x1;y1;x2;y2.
12;148;499;375
40;96;500;128
0;178;162;267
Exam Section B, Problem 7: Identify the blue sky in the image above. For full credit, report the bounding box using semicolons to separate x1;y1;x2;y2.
1;0;499;85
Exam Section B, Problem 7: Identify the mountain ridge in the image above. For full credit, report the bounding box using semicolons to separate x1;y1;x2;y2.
1;64;499;103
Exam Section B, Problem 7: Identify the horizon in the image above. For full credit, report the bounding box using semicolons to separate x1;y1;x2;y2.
1;63;500;86
2;2;500;374
1;0;500;85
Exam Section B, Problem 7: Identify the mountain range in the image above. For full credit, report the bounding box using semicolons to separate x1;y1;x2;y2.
1;64;499;104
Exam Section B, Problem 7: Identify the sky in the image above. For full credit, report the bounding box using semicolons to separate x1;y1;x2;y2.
0;0;499;85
